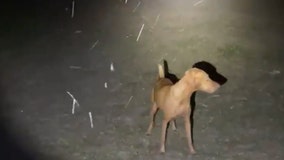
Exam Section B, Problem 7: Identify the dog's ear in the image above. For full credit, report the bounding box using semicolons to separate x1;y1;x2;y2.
185;68;196;77
187;68;198;76
187;68;206;85
184;69;198;85
185;70;190;75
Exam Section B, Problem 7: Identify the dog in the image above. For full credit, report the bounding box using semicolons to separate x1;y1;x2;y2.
146;63;220;154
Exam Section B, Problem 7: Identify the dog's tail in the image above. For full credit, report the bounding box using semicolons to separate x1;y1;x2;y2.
158;64;165;78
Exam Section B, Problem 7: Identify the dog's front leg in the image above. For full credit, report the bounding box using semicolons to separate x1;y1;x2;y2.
160;119;169;153
184;112;196;154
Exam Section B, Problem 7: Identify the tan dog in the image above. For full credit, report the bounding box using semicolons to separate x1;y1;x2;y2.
146;64;220;154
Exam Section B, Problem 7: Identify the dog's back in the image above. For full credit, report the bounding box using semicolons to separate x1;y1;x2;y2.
152;64;173;103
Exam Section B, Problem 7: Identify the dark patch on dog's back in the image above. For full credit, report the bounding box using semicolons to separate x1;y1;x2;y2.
163;60;180;84
192;61;227;85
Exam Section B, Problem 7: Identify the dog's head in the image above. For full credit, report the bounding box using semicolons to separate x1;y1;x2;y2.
185;68;220;93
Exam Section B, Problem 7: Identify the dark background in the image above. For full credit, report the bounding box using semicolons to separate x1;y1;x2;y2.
1;0;284;159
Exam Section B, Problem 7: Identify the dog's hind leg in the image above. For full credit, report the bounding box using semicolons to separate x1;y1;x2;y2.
146;103;158;135
170;120;177;131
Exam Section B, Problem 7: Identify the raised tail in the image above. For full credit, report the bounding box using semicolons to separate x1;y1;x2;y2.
158;64;165;78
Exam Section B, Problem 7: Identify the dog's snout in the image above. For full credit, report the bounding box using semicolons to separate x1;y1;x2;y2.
210;82;220;93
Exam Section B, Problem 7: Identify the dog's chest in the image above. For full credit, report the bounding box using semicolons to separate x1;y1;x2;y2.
174;103;188;116
165;99;189;118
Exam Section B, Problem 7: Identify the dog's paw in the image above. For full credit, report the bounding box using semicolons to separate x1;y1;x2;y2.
189;149;196;155
159;150;165;154
159;151;165;155
159;147;166;154
145;132;151;136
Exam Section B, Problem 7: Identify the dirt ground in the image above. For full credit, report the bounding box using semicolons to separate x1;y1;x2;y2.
1;0;284;159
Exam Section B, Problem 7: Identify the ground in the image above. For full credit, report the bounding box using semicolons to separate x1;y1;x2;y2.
1;0;284;159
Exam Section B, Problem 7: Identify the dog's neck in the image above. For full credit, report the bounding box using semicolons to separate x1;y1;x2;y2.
171;75;195;100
